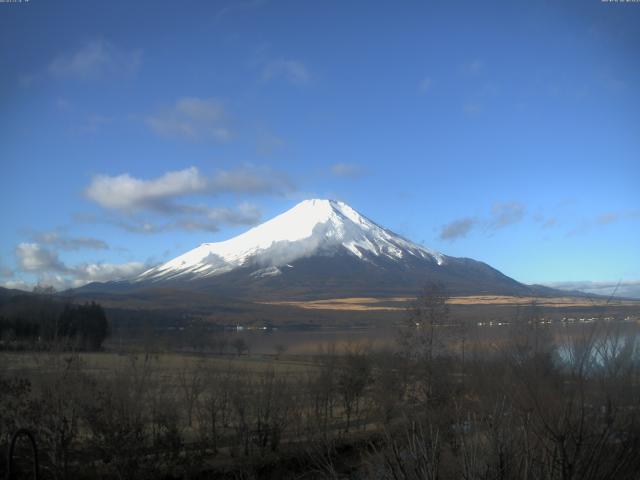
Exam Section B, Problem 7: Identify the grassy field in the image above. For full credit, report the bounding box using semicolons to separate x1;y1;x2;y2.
4;316;640;479
1;350;319;381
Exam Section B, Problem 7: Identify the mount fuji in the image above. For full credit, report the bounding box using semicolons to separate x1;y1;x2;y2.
137;199;444;283
84;199;541;300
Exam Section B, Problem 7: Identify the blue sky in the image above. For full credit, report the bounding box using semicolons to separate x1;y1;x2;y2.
1;0;639;296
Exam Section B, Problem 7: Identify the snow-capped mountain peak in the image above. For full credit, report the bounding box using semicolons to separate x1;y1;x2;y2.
137;199;443;282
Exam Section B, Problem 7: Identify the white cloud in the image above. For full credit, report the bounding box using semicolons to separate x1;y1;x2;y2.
113;220;166;234
16;243;67;272
49;40;142;80
37;274;76;291
596;210;640;225
3;261;148;291
171;220;220;233
86;166;293;213
438;201;526;241
490;202;525;229
73;262;147;285
113;202;263;234
330;163;366;178
439;218;477;241
207;202;262;225
85;166;291;234
261;59;311;85
12;241;149;290
597;212;620;225
146;97;232;142
566;210;639;237
1;280;32;291
34;232;108;251
418;77;432;94
544;280;640;299
86;167;208;211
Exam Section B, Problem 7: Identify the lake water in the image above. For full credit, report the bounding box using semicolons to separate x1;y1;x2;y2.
108;319;640;358
206;320;640;356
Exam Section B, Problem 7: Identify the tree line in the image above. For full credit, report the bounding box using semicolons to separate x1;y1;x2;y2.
0;291;109;350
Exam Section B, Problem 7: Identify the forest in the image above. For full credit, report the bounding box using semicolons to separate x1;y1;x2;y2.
0;292;109;351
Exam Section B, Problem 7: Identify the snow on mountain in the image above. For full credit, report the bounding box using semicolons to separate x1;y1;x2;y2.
137;199;444;283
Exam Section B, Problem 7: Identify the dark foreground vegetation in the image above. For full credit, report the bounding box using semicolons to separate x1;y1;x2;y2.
0;290;109;351
2;285;640;479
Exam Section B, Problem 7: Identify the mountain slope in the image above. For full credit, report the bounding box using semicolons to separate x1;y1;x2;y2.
137;199;443;283
127;199;533;299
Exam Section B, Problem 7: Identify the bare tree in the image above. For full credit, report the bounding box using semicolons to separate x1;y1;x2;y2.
274;343;287;360
178;359;205;427
368;420;441;480
398;282;450;402
306;343;338;436
82;353;158;479
251;368;293;454
337;346;372;432
231;337;249;356
197;368;233;454
370;350;405;425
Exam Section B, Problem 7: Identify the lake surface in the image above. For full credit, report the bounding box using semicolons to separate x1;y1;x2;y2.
201;320;640;356
107;318;640;357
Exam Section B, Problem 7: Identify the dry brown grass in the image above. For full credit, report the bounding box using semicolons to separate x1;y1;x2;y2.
262;295;640;311
0;350;318;381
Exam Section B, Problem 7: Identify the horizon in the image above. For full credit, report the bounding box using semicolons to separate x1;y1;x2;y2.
1;1;639;298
